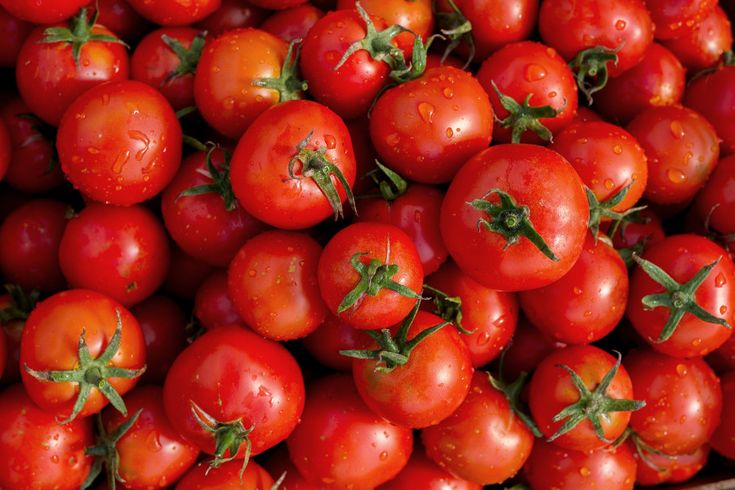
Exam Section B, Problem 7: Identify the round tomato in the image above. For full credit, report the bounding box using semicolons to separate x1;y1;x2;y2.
194;270;244;330
261;5;325;43
126;0;221;26
500;317;566;381
662;6;732;71
90;0;151;44
377;449;481;490
645;0;717;40
195;0;267;37
302;313;368;371
176;460;275;490
711;371;735;459
685;65;735;156
0;6;33;67
0;0;88;24
694;154;735;234
634;442;709;486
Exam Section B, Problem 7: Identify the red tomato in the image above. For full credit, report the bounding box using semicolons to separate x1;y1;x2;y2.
126;0;221;26
194;270;244;330
634;442;709;486
176;460;275;490
261;5;324;43
711;371;735;459
573;106;605;123
196;0;268;37
662;6;732;71
302;313;367;371
57;80;182;206
0;0;88;24
249;0;307;9
685;65;735;156
645;0;717;40
606;208;666;257
440;144;588;291
163;246;214;300
20;289;146;422
287;374;413;489
500;317;566;381
377;449;481;490
59;204;171;308
91;0;151;44
0;6;33;67
263;446;317;490
694;154;735;234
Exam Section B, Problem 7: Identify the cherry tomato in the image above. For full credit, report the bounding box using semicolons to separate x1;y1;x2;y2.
196;0;268;37
176;460;275;490
685;65;735;156
694;154;735;234
634;442;709;486
261;5;324;43
501;317;566;381
645;0;717;40
0;6;33;67
126;0;221;26
302;313;368;371
0;0;89;24
91;0;152;44
263;446;317;490
377;449;481;490
711;371;735;459
606;208;666;256
662;6;732;71
194;270;244;330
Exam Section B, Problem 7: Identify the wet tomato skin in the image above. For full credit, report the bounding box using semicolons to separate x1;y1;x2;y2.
377;449;482;490
685;65;735;156
711;371;735;459
194;270;244;330
176;459;275;490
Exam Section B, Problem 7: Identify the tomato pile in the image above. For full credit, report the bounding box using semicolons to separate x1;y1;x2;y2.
0;0;735;488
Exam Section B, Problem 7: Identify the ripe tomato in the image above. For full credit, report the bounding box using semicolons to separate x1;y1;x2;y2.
634;442;709;486
694;155;735;234
287;374;413;489
0;384;94;490
59;204;171;308
421;371;534;485
194;270;244;330
57;80;182;206
440;144;588;291
230;99;357;230
263;446;317;490
605;208;666;259
0;6;32;67
89;0;151;44
711;371;735;459
377;449;481;490
249;0;307;8
685;64;735;156
20;289;146;422
662;6;732;71
261;5;325;43
176;460;275;490
645;0;717;40
126;0;221;25
370;66;493;183
0;0;88;24
302;313;368;371
625;348;722;455
196;0;267;37
163;246;214;300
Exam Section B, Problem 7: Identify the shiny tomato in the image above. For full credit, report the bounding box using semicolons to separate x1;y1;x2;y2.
685;65;735;156
662;6;732;71
90;0;151;44
0;0;88;24
634;442;709;486
126;0;221;26
260;5;325;42
694;154;735;234
302;313;367;371
377;449;481;490
501;317;566;381
194;270;244;330
196;0;267;37
711;371;735;459
645;0;717;40
176;460;275;490
0;6;32;67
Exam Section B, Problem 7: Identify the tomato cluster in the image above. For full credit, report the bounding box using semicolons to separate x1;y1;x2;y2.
0;0;734;489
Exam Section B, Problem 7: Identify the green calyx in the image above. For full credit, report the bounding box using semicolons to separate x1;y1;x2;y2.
190;401;254;479
340;299;449;372
252;39;308;102
435;0;474;68
491;81;560;144
288;130;356;221
548;353;645;444
80;409;143;490
177;144;238;211
0;284;39;323
161;30;206;84
366;160;408;202
423;284;472;335
626;429;674;472
468;188;559;261
632;255;731;342
39;7;128;70
569;45;620;105
24;310;146;424
587;183;647;242
489;371;542;437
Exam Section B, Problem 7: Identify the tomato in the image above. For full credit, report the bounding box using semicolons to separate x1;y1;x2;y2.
90;0;152;44
302;313;368;371
524;439;636;490
711;371;735;459
161;147;265;267
261;6;323;43
605;207;666;260
662;6;732;71
196;0;267;37
230;99;357;230
57;80;182;206
627;234;734;357
685;63;735;156
421;371;534;485
370;66;493;183
176;460;275;490
163;246;214;300
634;442;709;486
0;199;69;293
476;41;577;144
440;144;588;292
100;386;199;489
0;384;94;490
59;204;171;308
126;0;221;26
0;6;32;67
263;446;317;490
15;11;129;127
318;222;423;330
594;43;686;124
645;0;717;40
0;0;88;24
625;348;722;455
163;326;304;463
694;154;735;235
573;106;604;123
194;270;244;330
228;230;327;340
425;260;518;366
377;449;481;490
501;317;566;381
20;289;146;422
287;374;413;489
249;0;307;9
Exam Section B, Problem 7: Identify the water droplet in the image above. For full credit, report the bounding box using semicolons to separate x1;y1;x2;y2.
667;168;686;183
579;467;591;477
615;19;627;30
446;127;454;138
716;273;727;287
442;87;454;99
146;431;162;452
476;332;491;346
51;455;59;464
128;130;151;161
676;364;688;376
720;305;728;314
670;120;685;139
386;133;400;146
573;287;583;295
524;63;547;82
417;102;436;123
604;179;615;190
324;134;336;149
248;269;257;277
692;338;702;347
112;150;131;174
87;146;100;154
547;90;557;98
612;144;623;155
379;451;389;461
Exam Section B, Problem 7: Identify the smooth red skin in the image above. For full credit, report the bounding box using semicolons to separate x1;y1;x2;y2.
127;0;220;25
695;155;735;235
421;371;534;485
302;313;368;371
16;24;129;127
501;318;566;381
161;149;265;267
440;144;588;292
163;246;214;300
91;0;152;44
0;97;65;193
103;386;199;489
685;66;735;156
436;0;539;62
0;199;68;293
57;80;183;206
645;0;717;40
539;0;653;76
607;208;666;251
626;348;722;455
594;44;686;125
524;440;636;490
627;234;734;357
634;443;709;486
163;325;304;457
261;5;323;42
663;6;732;72
424;53;466;70
0;6;32;68
196;0;268;38
194;270;243;330
425;260;518;367
300;10;393;120
0;384;94;490
627;105;720;205
711;371;735;459
356;185;447;275
194;28;290;140
352;311;473;429
20;289;146;420
477;41;577;144
231;100;357;230
521;235;628;345
176;460;275;490
264;446;318;490
287;375;413;490
130;296;188;384
0;0;88;24
318;223;423;330
551;121;648;211
228;231;327;340
573;106;604;123
370;66;493;184
377;450;481;490
131;27;202;111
